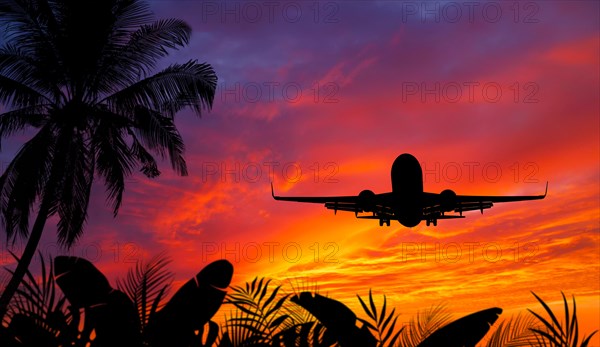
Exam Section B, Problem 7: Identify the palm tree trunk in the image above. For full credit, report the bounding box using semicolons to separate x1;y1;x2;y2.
0;199;50;322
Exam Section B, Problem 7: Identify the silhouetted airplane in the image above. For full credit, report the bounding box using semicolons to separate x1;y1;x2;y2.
272;153;547;227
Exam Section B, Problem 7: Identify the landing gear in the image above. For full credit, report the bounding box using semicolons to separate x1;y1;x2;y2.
426;219;438;227
379;219;391;227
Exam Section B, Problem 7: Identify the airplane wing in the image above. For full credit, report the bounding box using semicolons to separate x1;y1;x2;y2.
272;182;547;227
423;182;548;216
271;183;395;216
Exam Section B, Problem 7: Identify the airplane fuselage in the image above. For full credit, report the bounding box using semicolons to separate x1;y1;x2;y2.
391;153;424;227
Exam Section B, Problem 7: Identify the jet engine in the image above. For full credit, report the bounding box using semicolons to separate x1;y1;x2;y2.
358;189;376;212
440;189;457;212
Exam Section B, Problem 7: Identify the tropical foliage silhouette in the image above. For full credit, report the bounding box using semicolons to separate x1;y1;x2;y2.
0;0;217;318
528;292;597;347
397;304;452;347
0;254;596;347
356;290;403;347
1;253;233;346
484;313;538;346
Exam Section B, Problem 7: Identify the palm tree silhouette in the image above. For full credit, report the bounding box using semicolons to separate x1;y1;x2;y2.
0;0;217;319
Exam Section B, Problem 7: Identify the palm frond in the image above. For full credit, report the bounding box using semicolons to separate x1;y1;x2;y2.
0;0;60;65
116;252;174;330
0;123;55;241
7;251;70;336
105;60;217;117
485;313;538;347
529;291;598;347
225;277;291;343
91;0;155;69
0;74;52;109
93;120;136;216
222;308;266;346
126;18;191;64
92;18;192;95
279;277;321;326
111;0;154;31
357;289;404;347
80;0;154;99
0;43;59;99
129;132;161;178
53;129;94;247
0;106;48;149
398;304;452;347
130;106;187;176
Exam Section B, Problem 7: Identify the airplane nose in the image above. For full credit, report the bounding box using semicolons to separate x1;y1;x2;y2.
393;153;419;168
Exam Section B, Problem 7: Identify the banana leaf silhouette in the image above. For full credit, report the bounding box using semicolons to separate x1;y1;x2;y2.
290;291;378;347
54;256;142;347
54;256;112;307
145;259;234;347
416;307;502;347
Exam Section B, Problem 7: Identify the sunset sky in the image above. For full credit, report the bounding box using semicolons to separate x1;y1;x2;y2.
1;0;599;342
